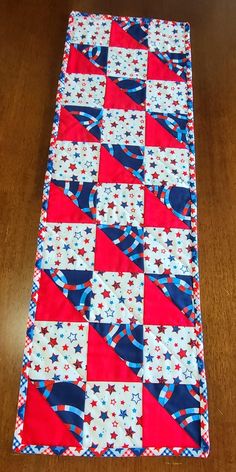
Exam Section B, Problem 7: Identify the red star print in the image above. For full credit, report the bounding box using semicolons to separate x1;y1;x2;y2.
84;413;93;424
125;427;135;438
178;348;187;358
155;259;162;266
159;376;167;383
69;163;77;171
48;337;58;347
73;359;82;369
106;384;116;394
40;327;49;335
152;172;159;179
158;326;166;333
68;256;76;264
136;416;142;425
77;248;86;256
112;281;120;289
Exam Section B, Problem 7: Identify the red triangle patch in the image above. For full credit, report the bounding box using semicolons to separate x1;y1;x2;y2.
144;186;189;228
147;51;184;82
67;44;105;75
98;145;141;184
104;76;143;111
143;386;199;448
57;107;99;143
144;275;193;326
35;270;86;322
87;324;140;382
47;181;93;224
22;381;79;446
109;21;147;50
94;226;142;273
145;112;186;148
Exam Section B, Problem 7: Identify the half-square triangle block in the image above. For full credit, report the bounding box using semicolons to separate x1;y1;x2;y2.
147;51;185;82
47;181;94;224
144;186;189;228
144;274;193;326
87;324;140;382
67;44;105;75
145;112;186;148
98;145;141;184
22;381;79;447
95;226;142;273
104;76;144;111
35;270;90;322
109;20;147;49
143;385;199;448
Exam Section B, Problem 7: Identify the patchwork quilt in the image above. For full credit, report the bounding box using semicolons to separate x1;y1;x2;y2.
13;11;209;457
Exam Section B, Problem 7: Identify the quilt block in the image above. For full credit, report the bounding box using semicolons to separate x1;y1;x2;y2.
13;11;209;458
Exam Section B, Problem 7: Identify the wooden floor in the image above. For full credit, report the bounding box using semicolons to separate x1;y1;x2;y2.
0;1;235;471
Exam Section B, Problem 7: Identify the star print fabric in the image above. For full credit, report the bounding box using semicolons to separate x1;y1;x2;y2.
13;11;209;458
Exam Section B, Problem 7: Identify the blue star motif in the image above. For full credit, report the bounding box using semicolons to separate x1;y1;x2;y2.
164;351;172;360
119;409;128;419
146;354;154;362
74;344;82;353
100;411;109;421
50;353;59;363
68;332;77;343
46;245;54;252
56;322;63;329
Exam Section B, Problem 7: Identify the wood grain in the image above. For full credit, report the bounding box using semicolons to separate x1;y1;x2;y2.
0;1;235;471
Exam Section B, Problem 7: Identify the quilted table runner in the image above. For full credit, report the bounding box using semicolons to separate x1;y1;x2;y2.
13;11;209;457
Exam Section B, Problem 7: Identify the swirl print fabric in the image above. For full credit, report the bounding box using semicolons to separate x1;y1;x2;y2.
13;11;209;457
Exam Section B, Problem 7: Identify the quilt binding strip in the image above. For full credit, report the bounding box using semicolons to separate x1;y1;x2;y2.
12;11;210;457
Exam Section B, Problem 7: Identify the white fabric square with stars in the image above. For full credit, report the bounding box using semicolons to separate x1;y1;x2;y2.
146;80;188;114
83;382;142;450
41;223;96;271
96;183;144;226
61;74;106;107
101;109;145;145
107;47;148;79
144;227;193;275
143;325;199;384
52;141;100;182
71;16;112;46
90;271;144;324
29;321;88;381
148;20;186;53
144;146;190;187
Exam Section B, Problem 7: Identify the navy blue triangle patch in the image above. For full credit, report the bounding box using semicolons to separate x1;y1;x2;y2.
73;44;108;73
145;383;201;446
102;144;144;182
63;106;103;140
150;112;189;146
147;273;194;323
109;77;146;107
91;322;143;377
44;269;93;315
52;180;97;220
98;224;144;271
115;17;150;47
